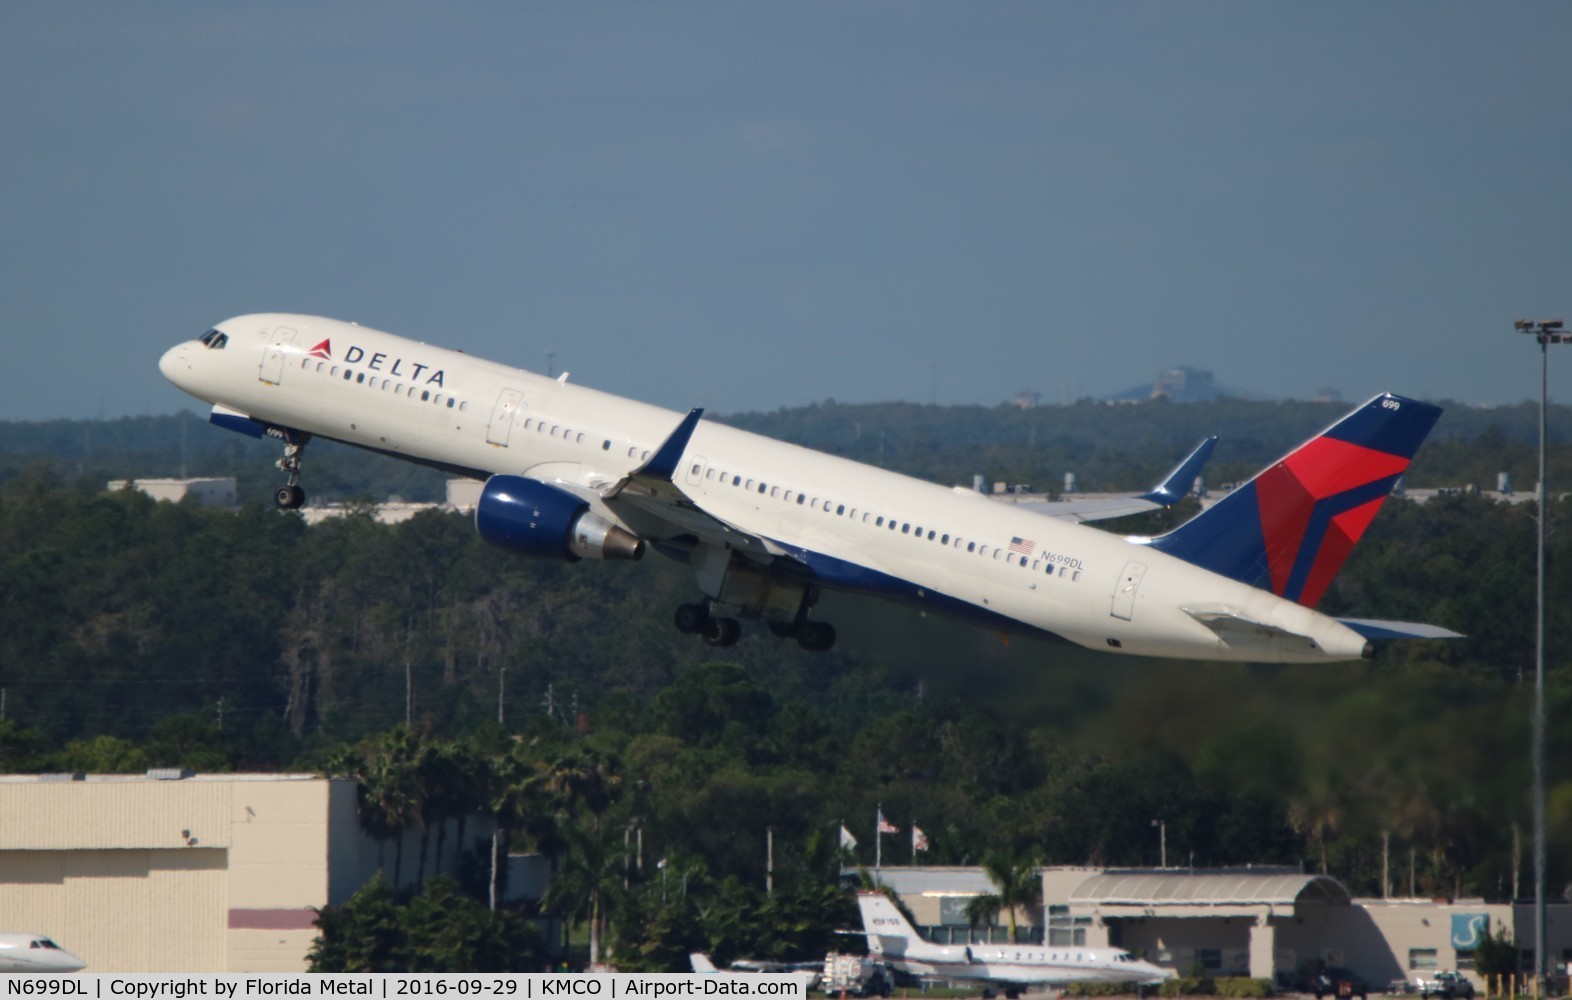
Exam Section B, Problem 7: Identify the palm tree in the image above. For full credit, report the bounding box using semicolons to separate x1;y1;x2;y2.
968;850;1042;943
329;728;427;884
543;824;624;967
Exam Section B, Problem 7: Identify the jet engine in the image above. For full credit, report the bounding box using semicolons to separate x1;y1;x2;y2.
475;475;644;562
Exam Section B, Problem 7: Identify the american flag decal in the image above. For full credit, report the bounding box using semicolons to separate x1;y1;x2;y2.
1009;536;1035;555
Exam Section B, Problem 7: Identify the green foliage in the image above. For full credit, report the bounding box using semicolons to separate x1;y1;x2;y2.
1214;979;1273;998
308;872;545;973
1473;925;1517;979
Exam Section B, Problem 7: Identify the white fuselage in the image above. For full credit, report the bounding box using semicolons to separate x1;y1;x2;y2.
0;933;87;973
160;314;1372;662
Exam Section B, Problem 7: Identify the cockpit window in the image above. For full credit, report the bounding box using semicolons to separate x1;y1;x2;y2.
198;329;228;349
32;939;60;950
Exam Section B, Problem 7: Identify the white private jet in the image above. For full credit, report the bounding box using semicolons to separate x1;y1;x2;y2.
690;953;821;990
0;933;87;973
856;892;1167;995
159;314;1458;661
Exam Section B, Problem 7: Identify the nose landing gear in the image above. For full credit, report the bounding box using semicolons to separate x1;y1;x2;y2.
272;432;311;510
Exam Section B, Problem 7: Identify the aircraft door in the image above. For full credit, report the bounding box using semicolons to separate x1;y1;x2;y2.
1110;560;1147;621
259;326;297;385
487;388;524;446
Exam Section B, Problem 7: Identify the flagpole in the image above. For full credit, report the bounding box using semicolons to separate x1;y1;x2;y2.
876;805;882;871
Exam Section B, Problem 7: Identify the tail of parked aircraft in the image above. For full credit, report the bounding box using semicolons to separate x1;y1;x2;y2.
1147;393;1441;608
856;891;927;958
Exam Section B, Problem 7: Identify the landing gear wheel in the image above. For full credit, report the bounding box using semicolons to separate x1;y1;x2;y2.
674;603;710;635
702;617;742;647
274;484;305;510
796;620;836;652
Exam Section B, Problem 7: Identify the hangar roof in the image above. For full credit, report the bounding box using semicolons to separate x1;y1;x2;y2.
1070;870;1351;907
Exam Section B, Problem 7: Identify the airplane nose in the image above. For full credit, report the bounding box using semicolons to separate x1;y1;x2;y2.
159;344;188;382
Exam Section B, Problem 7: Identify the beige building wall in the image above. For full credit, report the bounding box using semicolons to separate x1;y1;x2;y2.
0;774;340;973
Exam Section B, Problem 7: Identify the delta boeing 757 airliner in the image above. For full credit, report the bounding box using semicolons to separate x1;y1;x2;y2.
160;314;1459;661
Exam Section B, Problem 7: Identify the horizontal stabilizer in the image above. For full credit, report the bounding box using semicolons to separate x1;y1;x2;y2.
1336;617;1464;641
1182;607;1312;642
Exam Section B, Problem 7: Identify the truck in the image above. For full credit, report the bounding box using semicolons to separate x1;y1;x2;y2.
1415;971;1476;999
821;953;892;997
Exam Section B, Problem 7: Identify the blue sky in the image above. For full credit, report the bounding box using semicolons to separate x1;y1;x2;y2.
3;2;1570;422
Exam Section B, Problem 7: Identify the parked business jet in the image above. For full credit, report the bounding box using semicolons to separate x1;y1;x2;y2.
690;952;821;990
856;891;1168;994
0;933;87;973
160;314;1458;660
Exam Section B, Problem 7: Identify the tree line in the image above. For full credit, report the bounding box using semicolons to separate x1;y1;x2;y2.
0;401;1569;967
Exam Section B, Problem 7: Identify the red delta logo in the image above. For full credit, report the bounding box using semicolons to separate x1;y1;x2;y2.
307;340;333;360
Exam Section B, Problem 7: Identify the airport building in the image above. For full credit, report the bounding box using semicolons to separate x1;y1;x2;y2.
870;865;1572;990
0;772;506;972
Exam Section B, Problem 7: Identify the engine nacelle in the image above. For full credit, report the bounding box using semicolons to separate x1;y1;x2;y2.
475;475;644;562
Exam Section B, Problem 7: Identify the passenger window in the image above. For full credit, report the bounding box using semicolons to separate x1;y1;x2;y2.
733;475;741;486
357;372;366;383
642;451;650;460
876;516;884;527
707;469;716;480
691;463;702;477
1019;556;1028;567
448;398;456;408
837;504;845;515
770;486;779;498
797;495;806;505
758;483;767;494
746;479;755;490
603;440;610;450
928;530;936;540
901;524;910;534
421;390;430;401
344;370;353;380
811;499;819;509
941;534;949;544
968;542;976;553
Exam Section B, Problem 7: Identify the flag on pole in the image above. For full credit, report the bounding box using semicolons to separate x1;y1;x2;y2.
912;825;929;853
877;810;899;834
840;824;858;850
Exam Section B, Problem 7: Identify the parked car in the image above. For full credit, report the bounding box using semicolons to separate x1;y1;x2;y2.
1313;967;1371;1000
1416;971;1475;999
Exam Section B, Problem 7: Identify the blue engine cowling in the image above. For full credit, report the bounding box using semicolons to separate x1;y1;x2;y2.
475;475;644;562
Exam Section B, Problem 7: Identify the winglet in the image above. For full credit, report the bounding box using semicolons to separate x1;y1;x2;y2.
635;408;704;482
1139;436;1218;507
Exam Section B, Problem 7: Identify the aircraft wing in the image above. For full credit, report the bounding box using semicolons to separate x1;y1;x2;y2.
1004;436;1218;523
601;409;786;562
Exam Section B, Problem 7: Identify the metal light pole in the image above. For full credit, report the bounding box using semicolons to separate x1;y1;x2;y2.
1513;317;1568;994
1151;818;1166;868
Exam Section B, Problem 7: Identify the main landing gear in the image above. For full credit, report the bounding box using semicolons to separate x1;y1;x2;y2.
272;432;311;510
673;601;837;652
674;602;743;648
